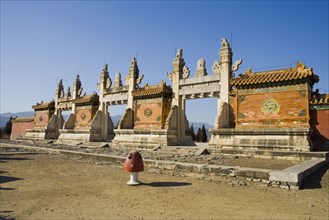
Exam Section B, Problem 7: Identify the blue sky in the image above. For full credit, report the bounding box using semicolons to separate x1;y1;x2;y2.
1;0;328;124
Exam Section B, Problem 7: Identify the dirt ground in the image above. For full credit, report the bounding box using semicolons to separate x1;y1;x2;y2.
1;153;328;220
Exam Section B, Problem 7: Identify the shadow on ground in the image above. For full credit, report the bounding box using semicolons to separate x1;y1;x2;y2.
0;157;30;163
144;182;192;187
0;210;15;220
0;168;23;187
0;175;22;185
301;163;329;190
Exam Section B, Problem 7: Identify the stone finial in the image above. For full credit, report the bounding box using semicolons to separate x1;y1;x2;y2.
131;57;137;65
100;64;109;76
74;74;83;97
99;64;111;90
129;57;139;77
182;66;190;79
126;57;140;82
65;86;71;98
212;60;220;75
219;37;232;66
56;79;65;99
176;48;183;58
103;64;108;72
172;48;186;80
75;74;80;82
195;58;207;77
221;38;230;48
114;72;122;88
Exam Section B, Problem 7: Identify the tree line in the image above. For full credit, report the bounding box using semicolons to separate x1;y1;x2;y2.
189;124;207;143
0;116;13;137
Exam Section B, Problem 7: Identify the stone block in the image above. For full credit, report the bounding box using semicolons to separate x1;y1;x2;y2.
100;143;110;148
236;167;270;180
269;158;327;187
195;147;209;155
151;146;161;151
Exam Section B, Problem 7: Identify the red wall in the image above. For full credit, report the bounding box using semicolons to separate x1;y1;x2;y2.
11;119;34;140
310;109;329;149
235;89;309;129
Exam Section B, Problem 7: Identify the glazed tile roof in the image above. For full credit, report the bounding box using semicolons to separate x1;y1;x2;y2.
132;82;172;98
32;101;55;110
231;62;319;87
12;117;34;122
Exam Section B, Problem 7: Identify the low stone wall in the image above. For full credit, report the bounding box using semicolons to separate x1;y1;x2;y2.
209;128;313;151
11;117;34;140
113;129;180;148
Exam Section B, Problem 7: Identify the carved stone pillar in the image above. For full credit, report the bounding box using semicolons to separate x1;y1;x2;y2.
98;64;110;140
215;38;232;128
171;49;186;141
72;74;82;114
101;103;109;140
124;57;143;129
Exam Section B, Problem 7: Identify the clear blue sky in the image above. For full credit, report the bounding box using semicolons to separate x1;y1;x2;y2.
1;0;328;124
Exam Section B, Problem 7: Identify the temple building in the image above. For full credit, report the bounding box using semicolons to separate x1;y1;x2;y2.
11;37;328;152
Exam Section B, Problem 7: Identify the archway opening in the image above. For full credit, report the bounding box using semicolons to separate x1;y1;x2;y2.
60;110;71;123
185;98;217;142
108;104;126;128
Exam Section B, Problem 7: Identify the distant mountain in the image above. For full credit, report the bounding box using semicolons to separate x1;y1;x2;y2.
0;111;35;128
111;115;122;128
1;111;34;118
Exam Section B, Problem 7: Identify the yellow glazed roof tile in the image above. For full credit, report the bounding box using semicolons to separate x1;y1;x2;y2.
231;62;318;87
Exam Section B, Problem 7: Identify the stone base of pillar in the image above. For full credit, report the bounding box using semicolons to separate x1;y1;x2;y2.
57;128;102;142
113;129;184;148
209;128;313;151
25;128;58;140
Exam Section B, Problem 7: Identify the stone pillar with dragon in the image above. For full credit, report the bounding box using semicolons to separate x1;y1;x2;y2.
117;57;143;129
167;49;192;144
214;38;240;129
